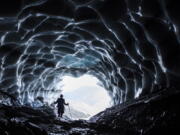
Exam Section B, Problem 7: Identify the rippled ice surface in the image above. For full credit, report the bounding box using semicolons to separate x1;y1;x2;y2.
1;0;180;107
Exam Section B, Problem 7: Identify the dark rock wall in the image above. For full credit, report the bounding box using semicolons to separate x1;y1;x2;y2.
90;90;180;135
1;89;180;135
0;0;180;104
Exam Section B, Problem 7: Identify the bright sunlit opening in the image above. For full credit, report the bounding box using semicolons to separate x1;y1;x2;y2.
56;74;112;119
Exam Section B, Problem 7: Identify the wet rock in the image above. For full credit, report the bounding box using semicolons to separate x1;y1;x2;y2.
1;90;180;135
90;90;180;135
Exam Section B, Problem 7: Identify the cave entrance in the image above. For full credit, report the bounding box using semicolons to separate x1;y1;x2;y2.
56;74;112;120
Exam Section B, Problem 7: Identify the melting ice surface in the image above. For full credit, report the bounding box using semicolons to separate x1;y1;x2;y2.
56;74;112;118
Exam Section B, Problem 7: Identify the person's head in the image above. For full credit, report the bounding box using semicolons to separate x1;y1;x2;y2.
60;94;63;98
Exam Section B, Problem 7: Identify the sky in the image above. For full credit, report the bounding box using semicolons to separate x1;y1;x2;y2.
56;74;112;116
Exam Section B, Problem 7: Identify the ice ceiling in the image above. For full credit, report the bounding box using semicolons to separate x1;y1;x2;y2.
0;0;180;105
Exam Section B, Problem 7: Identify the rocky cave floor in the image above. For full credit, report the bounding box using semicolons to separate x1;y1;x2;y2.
0;89;180;135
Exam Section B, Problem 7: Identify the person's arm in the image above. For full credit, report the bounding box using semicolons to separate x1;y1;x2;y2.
54;99;58;104
63;99;69;105
65;102;69;105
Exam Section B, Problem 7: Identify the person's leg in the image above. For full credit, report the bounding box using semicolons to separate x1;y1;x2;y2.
61;112;63;117
58;108;61;117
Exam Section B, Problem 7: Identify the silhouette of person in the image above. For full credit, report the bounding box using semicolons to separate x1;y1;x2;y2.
54;94;69;117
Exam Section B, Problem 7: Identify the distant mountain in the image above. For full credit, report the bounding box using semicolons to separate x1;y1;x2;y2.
64;106;91;120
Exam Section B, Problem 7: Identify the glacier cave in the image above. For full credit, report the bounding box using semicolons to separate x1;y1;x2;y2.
0;0;180;134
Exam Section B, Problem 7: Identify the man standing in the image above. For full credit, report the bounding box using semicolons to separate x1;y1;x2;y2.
54;94;69;117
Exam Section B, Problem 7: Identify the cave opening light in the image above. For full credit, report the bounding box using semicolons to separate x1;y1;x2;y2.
55;74;112;119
